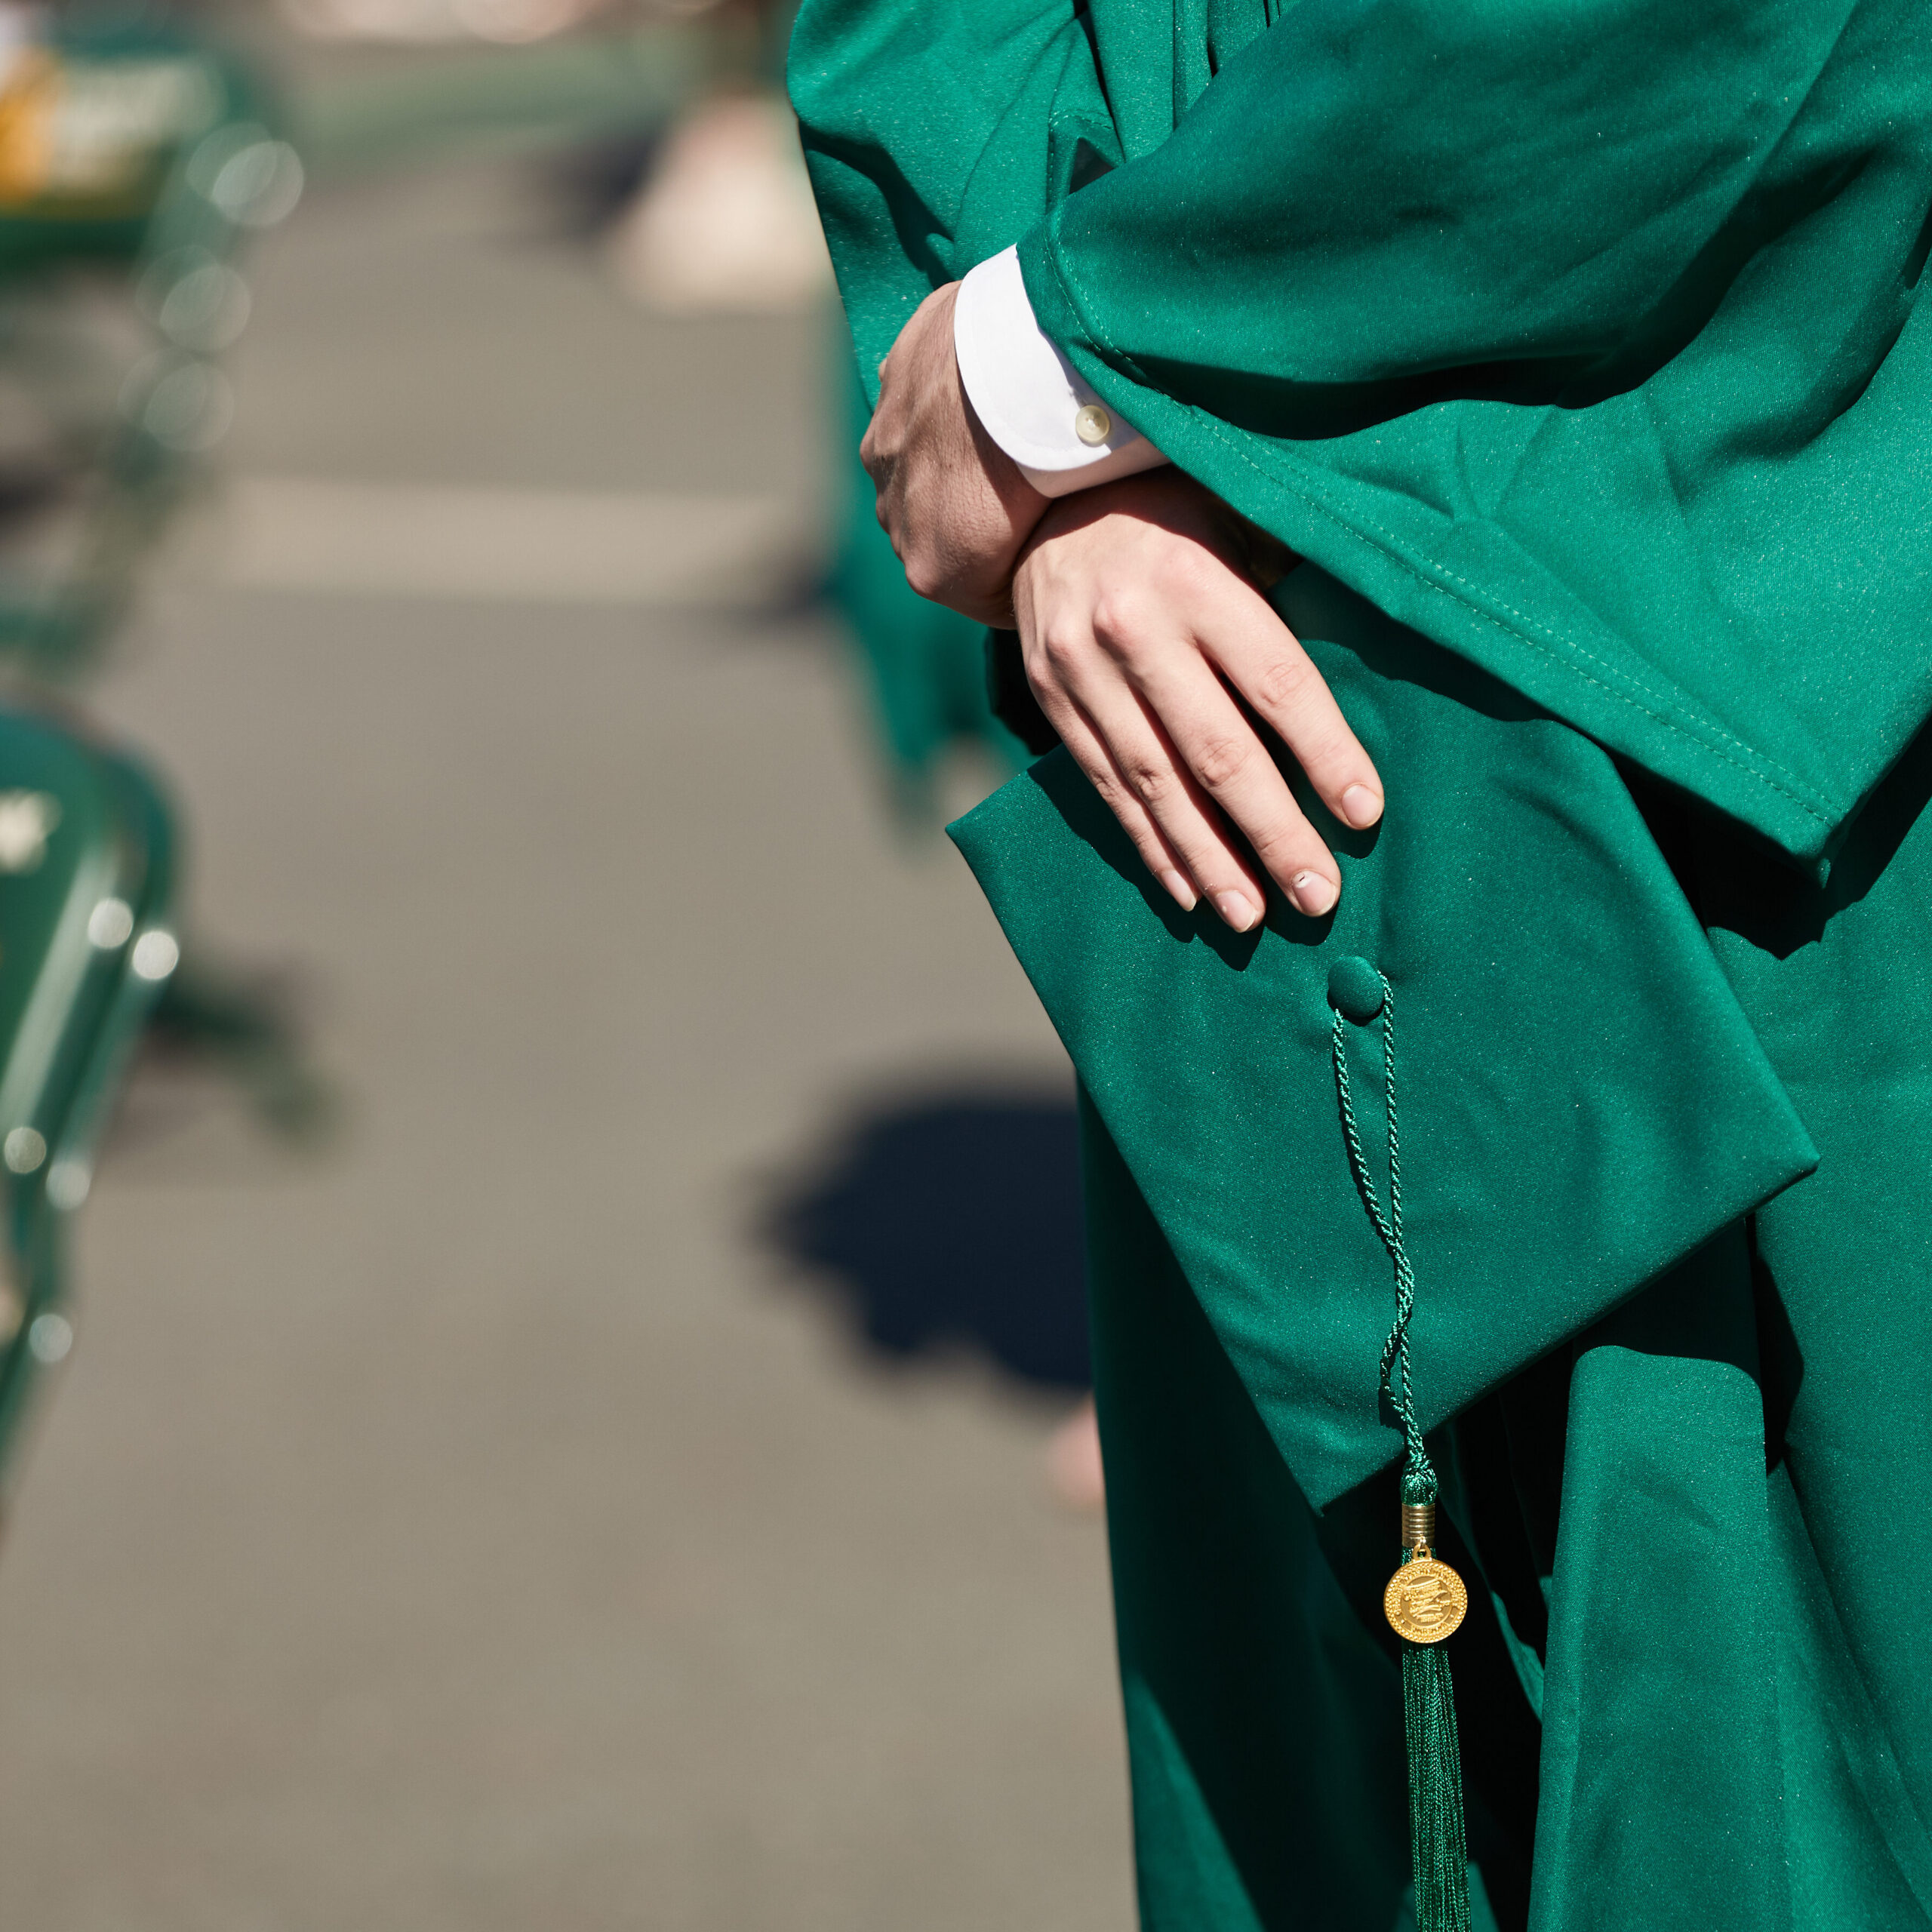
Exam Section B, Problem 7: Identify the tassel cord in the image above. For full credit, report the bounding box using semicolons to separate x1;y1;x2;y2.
1331;974;1471;1932
1331;986;1432;1506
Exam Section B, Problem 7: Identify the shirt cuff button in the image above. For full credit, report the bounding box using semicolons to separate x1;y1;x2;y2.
1074;403;1112;446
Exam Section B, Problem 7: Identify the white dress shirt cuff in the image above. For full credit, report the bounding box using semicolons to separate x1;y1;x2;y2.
952;245;1169;500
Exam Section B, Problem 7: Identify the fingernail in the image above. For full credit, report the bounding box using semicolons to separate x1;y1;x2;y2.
1159;869;1198;912
1340;784;1383;829
1213;891;1259;931
1291;871;1338;917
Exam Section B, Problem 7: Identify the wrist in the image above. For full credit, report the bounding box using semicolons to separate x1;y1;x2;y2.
958;374;1051;538
1016;472;1272;598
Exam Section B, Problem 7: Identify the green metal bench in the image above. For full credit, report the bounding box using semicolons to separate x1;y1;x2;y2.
0;704;176;1481
0;9;321;1165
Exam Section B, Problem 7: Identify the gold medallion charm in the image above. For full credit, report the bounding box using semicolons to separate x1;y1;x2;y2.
1384;1554;1469;1644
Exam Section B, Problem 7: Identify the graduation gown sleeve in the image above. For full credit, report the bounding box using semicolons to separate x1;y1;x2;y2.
786;0;1086;391
794;0;1932;863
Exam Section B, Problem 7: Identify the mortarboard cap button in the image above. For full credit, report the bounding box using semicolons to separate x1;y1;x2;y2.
1327;955;1386;1025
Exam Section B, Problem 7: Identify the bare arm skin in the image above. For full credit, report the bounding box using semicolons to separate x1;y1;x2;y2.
865;294;1383;927
860;281;1048;626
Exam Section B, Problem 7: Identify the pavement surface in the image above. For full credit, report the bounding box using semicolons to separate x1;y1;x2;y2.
0;143;1133;1932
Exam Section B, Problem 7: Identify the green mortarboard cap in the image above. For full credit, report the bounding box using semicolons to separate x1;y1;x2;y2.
949;567;1817;1511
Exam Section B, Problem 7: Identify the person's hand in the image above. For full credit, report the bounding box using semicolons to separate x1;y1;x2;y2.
862;281;1049;625
1014;471;1383;930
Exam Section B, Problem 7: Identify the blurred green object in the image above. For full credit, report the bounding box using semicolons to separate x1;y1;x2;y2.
0;11;272;272
0;7;297;680
0;705;178;1486
828;354;1028;816
0;6;323;1163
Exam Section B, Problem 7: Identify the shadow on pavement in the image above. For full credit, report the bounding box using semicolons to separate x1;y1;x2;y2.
763;1087;1089;1391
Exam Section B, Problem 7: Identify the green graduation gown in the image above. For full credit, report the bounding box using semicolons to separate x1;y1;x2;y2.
788;2;1932;1924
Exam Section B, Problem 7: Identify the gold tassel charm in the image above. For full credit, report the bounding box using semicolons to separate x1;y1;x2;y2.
1384;1497;1469;1646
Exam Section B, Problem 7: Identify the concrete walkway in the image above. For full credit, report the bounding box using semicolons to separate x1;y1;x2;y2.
0;154;1131;1932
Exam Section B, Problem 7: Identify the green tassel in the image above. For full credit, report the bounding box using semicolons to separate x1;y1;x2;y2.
1401;1602;1472;1932
1329;973;1475;1932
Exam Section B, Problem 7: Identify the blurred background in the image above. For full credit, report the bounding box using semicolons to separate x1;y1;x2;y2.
0;5;1131;1927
